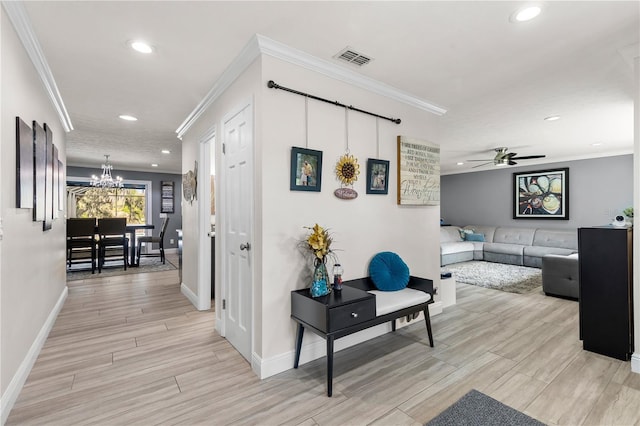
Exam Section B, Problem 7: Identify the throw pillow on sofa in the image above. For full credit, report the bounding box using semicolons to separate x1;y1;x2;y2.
459;228;474;239
458;228;484;241
465;233;485;242
369;251;410;291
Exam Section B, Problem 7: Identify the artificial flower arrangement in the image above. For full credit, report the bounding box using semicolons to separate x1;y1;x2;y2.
305;223;333;260
303;224;337;297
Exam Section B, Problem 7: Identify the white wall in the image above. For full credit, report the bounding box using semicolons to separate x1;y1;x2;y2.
259;56;441;366
181;49;442;378
1;8;68;419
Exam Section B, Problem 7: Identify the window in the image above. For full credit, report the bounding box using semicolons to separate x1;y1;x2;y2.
67;182;147;224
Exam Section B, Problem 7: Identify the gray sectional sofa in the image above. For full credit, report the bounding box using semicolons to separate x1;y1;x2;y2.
440;225;577;268
440;225;579;299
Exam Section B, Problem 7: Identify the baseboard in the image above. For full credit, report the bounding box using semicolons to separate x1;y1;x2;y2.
254;309;439;380
251;352;264;378
430;300;443;316
180;282;199;309
255;323;390;379
1;286;68;425
632;352;640;374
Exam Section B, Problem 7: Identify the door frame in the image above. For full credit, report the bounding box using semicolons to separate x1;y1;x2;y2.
196;126;216;311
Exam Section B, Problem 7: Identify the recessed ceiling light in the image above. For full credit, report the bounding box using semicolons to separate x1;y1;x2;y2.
119;114;137;121
161;149;171;154
151;163;158;167
544;115;560;121
130;40;154;54
510;6;541;23
457;162;464;166
591;142;604;146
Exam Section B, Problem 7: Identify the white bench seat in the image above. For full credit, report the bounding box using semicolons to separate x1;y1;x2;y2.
368;288;432;316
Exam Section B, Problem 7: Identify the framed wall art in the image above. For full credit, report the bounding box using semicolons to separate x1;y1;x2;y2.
514;168;569;219
52;144;59;219
57;159;64;211
16;117;34;209
183;161;198;205
43;123;54;231
32;121;46;222
366;158;389;195
397;135;440;205
161;181;175;213
290;146;322;192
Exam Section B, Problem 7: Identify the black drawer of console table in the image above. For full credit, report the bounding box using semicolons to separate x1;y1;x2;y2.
291;286;375;333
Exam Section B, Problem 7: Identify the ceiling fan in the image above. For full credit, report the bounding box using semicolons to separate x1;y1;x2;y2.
468;147;546;168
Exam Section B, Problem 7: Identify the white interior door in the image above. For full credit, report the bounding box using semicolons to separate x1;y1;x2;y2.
223;101;253;361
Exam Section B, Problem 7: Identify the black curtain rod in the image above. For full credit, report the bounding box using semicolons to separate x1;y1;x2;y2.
267;80;401;124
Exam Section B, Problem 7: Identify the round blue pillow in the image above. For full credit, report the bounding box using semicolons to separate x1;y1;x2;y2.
368;252;410;291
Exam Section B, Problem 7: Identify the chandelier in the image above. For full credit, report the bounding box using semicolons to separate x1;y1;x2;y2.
90;155;123;189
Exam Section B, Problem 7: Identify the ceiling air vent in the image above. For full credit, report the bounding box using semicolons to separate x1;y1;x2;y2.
334;47;373;67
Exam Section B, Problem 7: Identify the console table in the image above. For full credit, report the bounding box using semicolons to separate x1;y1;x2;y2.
291;277;434;396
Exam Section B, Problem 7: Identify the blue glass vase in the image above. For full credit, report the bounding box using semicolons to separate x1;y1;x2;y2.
310;257;330;297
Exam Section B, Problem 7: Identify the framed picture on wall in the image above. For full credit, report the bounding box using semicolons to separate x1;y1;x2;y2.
32;121;46;222
366;158;389;194
16;117;34;209
161;181;175;213
396;136;440;205
43;124;54;231
290;146;322;192
513;168;569;219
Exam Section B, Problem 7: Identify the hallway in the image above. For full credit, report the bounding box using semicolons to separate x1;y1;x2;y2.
7;255;640;425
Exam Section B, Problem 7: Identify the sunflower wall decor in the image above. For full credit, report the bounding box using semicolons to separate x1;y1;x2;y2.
334;152;360;199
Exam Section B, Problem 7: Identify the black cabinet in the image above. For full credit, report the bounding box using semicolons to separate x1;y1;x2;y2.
578;226;633;360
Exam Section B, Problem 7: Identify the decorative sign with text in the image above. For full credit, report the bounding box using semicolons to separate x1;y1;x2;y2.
397;136;440;206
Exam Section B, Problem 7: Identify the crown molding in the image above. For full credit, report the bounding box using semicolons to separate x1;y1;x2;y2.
176;36;262;139
2;1;73;132
255;34;447;116
176;34;447;139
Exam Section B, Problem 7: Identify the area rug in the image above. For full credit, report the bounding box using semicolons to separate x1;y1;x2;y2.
426;389;545;426
442;261;541;294
67;257;176;281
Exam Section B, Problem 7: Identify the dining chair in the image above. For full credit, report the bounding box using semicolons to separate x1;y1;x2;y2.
137;216;170;265
97;218;129;272
67;218;98;274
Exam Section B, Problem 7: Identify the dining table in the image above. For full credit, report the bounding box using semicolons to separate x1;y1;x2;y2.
126;224;155;267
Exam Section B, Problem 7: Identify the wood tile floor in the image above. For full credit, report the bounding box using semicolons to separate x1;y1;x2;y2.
8;255;640;425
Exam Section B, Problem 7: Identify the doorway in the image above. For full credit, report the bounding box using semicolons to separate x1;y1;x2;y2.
197;129;215;311
221;100;254;362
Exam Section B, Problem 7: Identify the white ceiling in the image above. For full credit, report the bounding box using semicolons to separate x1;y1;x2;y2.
21;1;640;175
